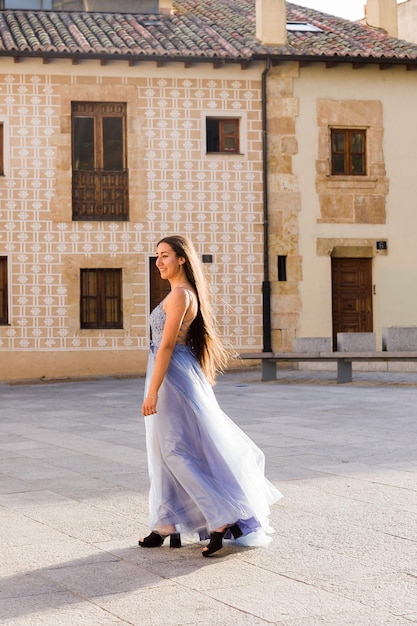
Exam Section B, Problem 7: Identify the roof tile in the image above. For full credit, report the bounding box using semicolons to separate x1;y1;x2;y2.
0;0;416;63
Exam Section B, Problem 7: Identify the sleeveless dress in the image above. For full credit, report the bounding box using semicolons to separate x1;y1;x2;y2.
143;297;282;545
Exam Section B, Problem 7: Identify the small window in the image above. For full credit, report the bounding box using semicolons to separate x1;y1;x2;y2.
277;255;287;282
72;102;128;221
206;118;240;153
80;268;123;329
1;0;52;7
331;129;366;176
0;257;8;324
0;123;4;176
287;22;323;32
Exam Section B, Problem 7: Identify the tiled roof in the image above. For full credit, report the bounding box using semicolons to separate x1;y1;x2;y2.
1;0;417;64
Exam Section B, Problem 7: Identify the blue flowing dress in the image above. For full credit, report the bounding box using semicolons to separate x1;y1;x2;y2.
143;299;282;545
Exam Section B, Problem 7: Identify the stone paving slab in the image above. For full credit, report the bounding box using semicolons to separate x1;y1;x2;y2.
1;368;417;625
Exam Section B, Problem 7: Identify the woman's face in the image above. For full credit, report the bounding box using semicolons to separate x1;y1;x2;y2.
155;242;184;281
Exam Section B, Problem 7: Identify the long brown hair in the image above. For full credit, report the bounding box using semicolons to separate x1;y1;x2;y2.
157;235;229;384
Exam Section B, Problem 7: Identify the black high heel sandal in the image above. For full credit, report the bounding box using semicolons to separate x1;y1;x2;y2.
202;523;242;557
202;529;227;557
138;531;181;549
229;523;243;539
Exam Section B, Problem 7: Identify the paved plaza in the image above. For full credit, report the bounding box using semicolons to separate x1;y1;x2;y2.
0;366;416;625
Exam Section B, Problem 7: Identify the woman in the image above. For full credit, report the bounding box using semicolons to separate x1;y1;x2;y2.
139;235;282;557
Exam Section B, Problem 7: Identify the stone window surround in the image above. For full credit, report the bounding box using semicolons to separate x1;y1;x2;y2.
65;253;137;336
201;110;248;160
52;83;143;224
316;99;389;225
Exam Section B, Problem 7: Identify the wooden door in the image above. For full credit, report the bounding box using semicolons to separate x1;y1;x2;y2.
149;257;171;313
331;258;373;349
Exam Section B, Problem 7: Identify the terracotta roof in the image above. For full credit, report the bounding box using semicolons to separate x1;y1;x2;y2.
0;0;417;64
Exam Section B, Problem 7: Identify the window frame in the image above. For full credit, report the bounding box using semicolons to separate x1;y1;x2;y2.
330;128;367;176
0;256;8;325
71;102;129;221
206;117;240;154
80;268;123;329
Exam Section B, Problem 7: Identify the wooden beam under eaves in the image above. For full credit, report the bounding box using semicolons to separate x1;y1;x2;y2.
72;58;79;65
240;60;250;69
352;62;365;69
213;61;225;69
406;64;417;71
379;63;391;70
100;59;107;66
43;57;50;64
157;60;165;67
14;56;21;63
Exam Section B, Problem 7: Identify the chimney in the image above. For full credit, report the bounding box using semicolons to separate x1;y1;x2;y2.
256;0;287;46
365;0;398;37
159;0;173;14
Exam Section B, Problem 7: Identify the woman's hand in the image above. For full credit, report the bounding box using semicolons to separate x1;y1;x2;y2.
142;393;158;416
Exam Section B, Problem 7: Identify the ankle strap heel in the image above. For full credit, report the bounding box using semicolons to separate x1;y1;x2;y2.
229;523;243;539
169;533;181;548
139;531;182;549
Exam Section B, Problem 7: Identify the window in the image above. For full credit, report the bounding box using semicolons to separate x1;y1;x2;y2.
80;268;123;329
331;129;366;176
206;118;240;153
0;257;8;324
1;0;52;7
287;22;323;32
277;255;287;282
0;123;4;176
72;102;128;221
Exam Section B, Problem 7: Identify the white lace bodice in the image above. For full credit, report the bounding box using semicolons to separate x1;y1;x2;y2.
150;302;166;347
150;290;197;347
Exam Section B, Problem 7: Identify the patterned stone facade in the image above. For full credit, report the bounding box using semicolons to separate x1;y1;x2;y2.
0;64;265;380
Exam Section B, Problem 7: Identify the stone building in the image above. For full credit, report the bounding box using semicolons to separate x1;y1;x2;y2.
1;0;417;381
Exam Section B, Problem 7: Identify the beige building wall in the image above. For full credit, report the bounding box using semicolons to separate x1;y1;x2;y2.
292;63;417;349
398;0;417;43
0;60;265;381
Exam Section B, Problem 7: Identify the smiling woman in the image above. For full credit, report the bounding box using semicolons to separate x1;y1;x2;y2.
138;235;282;558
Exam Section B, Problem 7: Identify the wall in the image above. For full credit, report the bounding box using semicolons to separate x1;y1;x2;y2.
267;62;302;351
292;63;417;348
0;60;265;380
398;0;417;43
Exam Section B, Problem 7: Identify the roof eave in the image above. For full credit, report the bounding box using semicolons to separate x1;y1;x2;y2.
3;50;417;69
0;50;254;67
254;52;417;68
